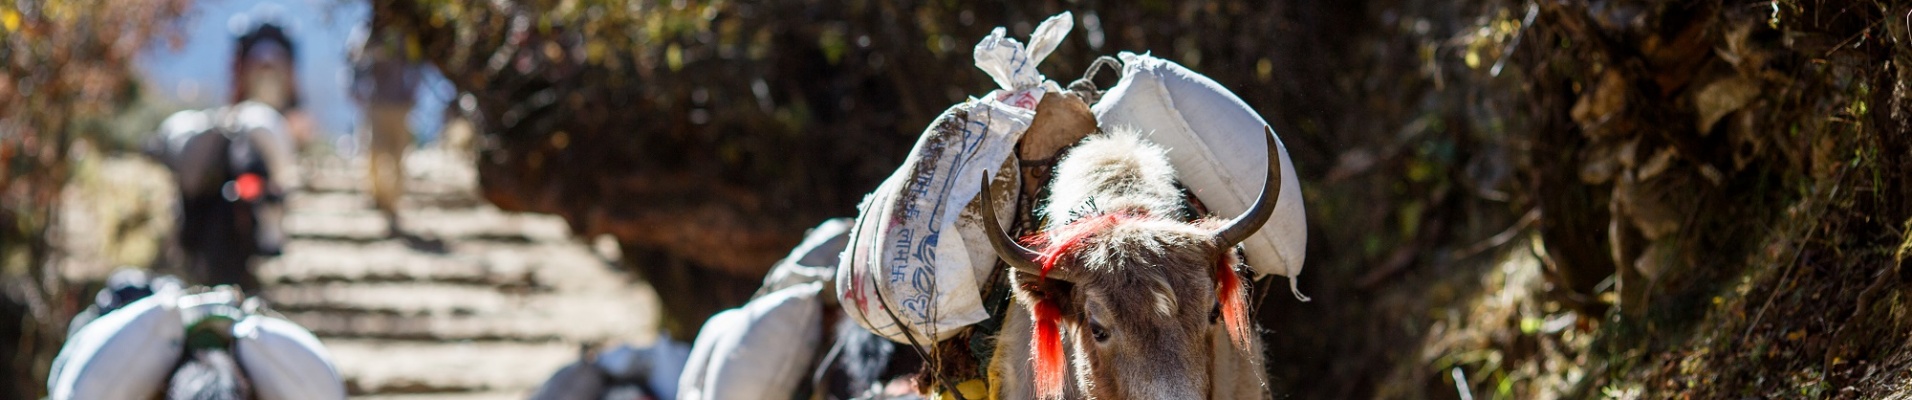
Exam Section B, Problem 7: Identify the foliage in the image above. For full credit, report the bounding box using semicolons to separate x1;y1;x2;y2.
0;0;187;397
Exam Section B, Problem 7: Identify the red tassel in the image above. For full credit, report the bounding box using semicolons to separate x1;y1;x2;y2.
1216;253;1251;350
1024;213;1125;278
1017;211;1146;398
1032;299;1067;399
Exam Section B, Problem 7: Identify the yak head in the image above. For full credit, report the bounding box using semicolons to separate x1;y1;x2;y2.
981;128;1279;399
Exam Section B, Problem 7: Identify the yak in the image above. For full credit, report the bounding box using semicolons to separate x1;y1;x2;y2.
980;127;1280;399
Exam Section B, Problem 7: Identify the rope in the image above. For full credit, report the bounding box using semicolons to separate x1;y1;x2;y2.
1067;56;1123;104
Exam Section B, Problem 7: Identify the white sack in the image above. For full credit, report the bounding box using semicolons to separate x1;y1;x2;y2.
47;291;185;400
233;315;347;400
1091;52;1310;299
679;283;826;400
677;309;743;400
836;12;1072;344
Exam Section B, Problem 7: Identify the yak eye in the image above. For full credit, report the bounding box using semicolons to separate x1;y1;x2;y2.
1089;322;1110;343
1210;303;1221;324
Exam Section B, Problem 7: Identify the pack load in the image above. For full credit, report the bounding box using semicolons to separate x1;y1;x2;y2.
528;338;691;400
47;281;345;400
597;338;692;399
678;282;827;400
151;101;303;196
47;288;186;400
757;218;852;297
1090;52;1310;298
835;12;1072;344
234;314;348;400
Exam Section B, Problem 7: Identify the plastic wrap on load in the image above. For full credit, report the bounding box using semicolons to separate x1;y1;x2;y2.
836;12;1073;344
592;337;691;400
756;218;853;297
233;314;347;400
1090;52;1311;300
679;282;827;400
47;290;186;400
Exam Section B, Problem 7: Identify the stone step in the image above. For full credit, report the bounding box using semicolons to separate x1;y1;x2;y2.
287;190;488;215
267;282;535;317
327;339;581;395
257;240;539;286
356;393;527;400
356;392;529;400
267;282;657;342
280;149;662;398
301;149;477;197
283;207;573;244
300;166;473;197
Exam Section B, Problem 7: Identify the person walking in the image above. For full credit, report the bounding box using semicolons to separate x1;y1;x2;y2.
351;27;424;237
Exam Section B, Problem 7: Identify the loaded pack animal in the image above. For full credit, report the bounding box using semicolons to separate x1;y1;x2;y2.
979;127;1280;399
52;275;260;400
154;119;287;294
146;20;300;293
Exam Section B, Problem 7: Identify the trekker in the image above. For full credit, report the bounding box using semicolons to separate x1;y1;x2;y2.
351;25;424;237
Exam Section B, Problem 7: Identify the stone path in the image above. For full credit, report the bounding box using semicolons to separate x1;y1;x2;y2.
259;149;660;398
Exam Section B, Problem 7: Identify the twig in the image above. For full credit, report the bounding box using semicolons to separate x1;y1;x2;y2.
1451;367;1475;400
1490;2;1541;77
1448;208;1541;260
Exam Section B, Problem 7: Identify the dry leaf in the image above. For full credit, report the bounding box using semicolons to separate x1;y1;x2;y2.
1633;242;1679;281
1572;70;1630;138
1694;76;1761;135
1637;146;1678;180
1579;142;1622;184
1729;110;1764;171
1616;138;1641;169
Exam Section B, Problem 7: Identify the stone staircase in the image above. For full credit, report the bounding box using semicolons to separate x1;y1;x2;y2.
258;149;660;398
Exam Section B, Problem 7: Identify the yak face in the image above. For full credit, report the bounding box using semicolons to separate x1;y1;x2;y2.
982;128;1277;399
1029;219;1232;399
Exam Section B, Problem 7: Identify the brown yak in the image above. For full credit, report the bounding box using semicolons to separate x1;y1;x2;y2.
980;126;1279;399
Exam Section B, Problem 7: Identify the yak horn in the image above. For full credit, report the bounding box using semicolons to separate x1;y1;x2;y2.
979;172;1073;282
1212;127;1284;248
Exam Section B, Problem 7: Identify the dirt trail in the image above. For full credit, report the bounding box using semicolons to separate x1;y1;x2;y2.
262;149;661;398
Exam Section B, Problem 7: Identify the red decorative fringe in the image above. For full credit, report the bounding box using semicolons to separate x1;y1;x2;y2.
1217;252;1251;350
1023;213;1129;278
1032;299;1067;399
1017;210;1151;398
